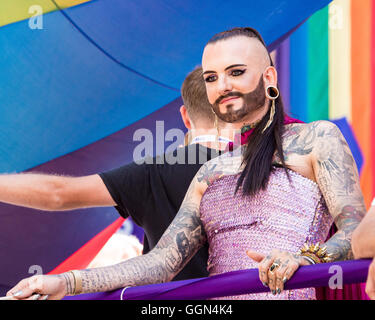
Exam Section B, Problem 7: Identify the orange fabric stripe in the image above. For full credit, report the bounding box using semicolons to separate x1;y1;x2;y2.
372;0;375;203
351;0;373;208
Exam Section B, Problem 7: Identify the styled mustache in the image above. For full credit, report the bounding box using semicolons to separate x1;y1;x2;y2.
215;92;244;105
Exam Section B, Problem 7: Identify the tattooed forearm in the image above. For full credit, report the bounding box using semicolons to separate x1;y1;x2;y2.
324;206;365;260
157;201;206;274
77;251;172;293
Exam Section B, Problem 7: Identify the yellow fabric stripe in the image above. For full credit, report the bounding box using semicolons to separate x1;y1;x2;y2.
328;0;352;121
0;0;91;27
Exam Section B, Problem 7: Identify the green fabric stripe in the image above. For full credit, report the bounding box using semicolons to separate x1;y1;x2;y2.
307;6;329;122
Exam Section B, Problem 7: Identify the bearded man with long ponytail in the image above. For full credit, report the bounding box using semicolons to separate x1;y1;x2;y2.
8;28;366;300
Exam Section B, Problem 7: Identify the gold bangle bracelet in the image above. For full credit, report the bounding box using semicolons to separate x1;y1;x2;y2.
69;270;83;295
299;243;334;263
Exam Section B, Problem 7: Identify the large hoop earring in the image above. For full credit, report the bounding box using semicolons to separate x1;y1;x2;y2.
265;85;279;100
262;85;279;133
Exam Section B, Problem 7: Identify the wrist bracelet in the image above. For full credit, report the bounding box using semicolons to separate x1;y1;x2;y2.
299;243;333;263
69;270;82;295
300;255;317;265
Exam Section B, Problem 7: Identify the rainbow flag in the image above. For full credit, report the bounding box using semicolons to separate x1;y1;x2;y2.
276;0;375;208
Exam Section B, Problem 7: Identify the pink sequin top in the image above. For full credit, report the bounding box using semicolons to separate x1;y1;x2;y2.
199;167;333;300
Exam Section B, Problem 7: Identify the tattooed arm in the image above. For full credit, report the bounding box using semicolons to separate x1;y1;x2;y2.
7;175;206;299
7;155;240;299
248;121;366;296
311;120;366;261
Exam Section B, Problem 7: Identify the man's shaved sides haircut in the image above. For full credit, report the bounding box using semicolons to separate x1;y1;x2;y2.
181;66;215;125
206;27;272;66
206;27;288;196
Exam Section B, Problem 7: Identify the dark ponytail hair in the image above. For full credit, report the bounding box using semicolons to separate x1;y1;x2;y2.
206;27;288;196
236;92;288;196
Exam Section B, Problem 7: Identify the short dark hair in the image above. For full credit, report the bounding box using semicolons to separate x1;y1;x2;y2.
181;66;215;125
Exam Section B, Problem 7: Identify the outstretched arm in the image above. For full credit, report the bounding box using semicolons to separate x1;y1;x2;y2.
7;168;209;299
0;173;115;210
7;153;241;299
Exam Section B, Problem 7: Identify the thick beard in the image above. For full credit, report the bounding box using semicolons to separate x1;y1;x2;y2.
211;75;266;123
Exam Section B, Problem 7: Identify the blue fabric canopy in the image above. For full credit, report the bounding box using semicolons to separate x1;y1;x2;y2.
0;0;331;172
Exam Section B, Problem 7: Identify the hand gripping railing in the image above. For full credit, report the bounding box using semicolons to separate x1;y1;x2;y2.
64;259;371;300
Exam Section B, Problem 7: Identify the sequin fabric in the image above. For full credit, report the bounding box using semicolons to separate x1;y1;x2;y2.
199;167;333;300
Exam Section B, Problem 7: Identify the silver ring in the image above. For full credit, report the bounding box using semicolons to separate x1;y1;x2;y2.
269;262;280;273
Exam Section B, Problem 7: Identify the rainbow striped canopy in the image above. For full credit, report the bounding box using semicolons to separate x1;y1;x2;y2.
3;0;372;300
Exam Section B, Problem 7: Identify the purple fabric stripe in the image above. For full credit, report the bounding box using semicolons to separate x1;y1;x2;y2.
65;259;371;300
276;37;291;113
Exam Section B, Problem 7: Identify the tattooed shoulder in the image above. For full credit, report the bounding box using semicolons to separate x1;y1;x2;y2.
281;122;318;161
282;121;344;160
196;153;242;187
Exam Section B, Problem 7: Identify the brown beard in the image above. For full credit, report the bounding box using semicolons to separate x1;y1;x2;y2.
211;75;266;123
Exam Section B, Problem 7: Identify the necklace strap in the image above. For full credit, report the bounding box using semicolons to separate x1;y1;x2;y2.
190;135;232;144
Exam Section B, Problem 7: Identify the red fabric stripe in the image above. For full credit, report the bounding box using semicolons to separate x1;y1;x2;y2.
48;217;125;274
